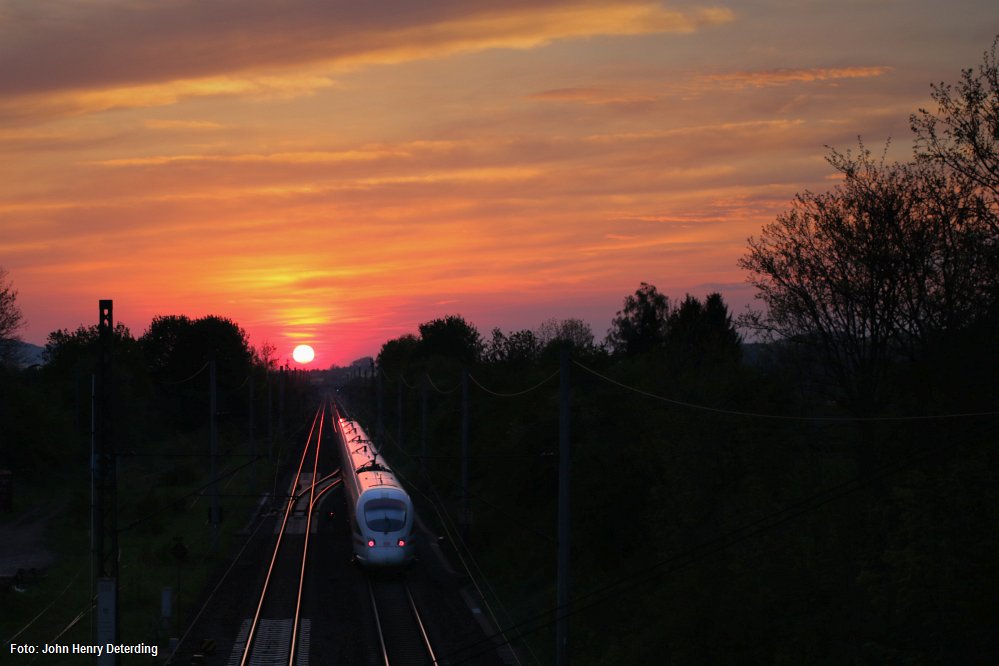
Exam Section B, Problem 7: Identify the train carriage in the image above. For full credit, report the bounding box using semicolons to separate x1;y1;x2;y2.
335;414;415;567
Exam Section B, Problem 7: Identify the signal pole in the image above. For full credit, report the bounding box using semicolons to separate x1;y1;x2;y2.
93;300;118;665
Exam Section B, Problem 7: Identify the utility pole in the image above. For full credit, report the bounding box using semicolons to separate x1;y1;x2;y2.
93;300;118;665
209;359;220;552
376;369;384;442
267;371;273;462
249;376;257;495
556;345;572;666
420;376;428;480
278;366;286;444
397;378;404;450
461;368;470;531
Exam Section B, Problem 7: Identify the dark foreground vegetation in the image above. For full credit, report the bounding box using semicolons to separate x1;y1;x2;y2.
0;312;315;660
341;40;999;665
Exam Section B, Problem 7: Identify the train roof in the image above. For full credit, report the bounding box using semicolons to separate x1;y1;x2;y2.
338;418;404;493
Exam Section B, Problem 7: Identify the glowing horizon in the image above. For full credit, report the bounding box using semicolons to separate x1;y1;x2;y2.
1;1;995;366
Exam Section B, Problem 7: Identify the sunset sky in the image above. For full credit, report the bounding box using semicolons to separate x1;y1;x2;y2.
2;1;996;366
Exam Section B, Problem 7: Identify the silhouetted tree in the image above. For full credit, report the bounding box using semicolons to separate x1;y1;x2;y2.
912;35;999;219
485;328;541;365
417;315;483;366
139;314;252;429
43;322;150;436
536;317;596;353
377;334;420;378
141;314;251;383
739;144;994;414
190;315;253;382
666;292;742;370
254;340;278;371
0;267;24;366
605;282;670;356
44;322;138;374
141;315;194;379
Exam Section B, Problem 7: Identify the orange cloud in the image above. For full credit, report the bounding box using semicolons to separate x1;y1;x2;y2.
0;1;732;120
702;66;893;89
528;86;660;105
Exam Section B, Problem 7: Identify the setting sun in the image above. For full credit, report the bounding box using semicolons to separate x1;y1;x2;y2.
292;344;315;364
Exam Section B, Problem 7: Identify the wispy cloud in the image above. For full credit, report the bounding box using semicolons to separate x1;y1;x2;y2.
528;86;660;105
3;0;988;363
0;1;732;119
702;66;893;89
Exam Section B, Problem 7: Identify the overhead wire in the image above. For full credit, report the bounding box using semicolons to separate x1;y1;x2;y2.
468;369;560;397
372;428;536;665
573;358;999;422
359;352;997;662
157;361;210;386
398;354;996;662
439;421;983;664
425;372;460;394
6;566;85;644
117;455;263;533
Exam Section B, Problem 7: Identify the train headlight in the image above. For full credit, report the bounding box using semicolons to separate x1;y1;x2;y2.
367;539;375;547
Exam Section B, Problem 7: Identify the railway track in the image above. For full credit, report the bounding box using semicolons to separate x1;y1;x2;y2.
235;401;331;666
369;577;439;666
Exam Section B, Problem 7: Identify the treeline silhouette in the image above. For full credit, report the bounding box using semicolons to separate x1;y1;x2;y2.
2;313;311;498
341;38;999;665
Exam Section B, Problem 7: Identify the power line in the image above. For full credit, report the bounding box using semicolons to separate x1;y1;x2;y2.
440;427;976;664
117;455;262;533
158;361;211;386
373;428;536;665
468;369;560;398
573;358;999;422
425;372;460;394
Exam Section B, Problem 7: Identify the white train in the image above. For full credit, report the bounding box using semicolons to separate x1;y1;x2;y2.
335;411;415;567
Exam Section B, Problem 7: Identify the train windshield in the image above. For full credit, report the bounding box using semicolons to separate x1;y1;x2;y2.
364;498;407;533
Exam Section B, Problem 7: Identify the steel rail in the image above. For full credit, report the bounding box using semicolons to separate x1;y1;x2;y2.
405;583;439;666
293;467;341;502
367;579;439;666
368;581;391;666
310;476;342;507
289;401;325;665
239;402;324;666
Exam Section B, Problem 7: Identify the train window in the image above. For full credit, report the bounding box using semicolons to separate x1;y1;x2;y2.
363;498;407;532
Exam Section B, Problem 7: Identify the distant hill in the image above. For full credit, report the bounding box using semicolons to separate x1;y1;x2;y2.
10;340;45;367
740;341;771;367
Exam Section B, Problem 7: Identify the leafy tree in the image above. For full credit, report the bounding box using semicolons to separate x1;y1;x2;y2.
139;314;253;429
912;35;999;219
417;315;483;366
485;328;541;365
44;322;138;374
666;292;742;370
605;282;670;356
377;334;420;378
0;267;24;366
42;321;150;438
141;315;194;379
190;315;253;382
536;317;596;352
141;314;251;382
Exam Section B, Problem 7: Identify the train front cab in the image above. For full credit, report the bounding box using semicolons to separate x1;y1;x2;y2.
353;488;414;566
